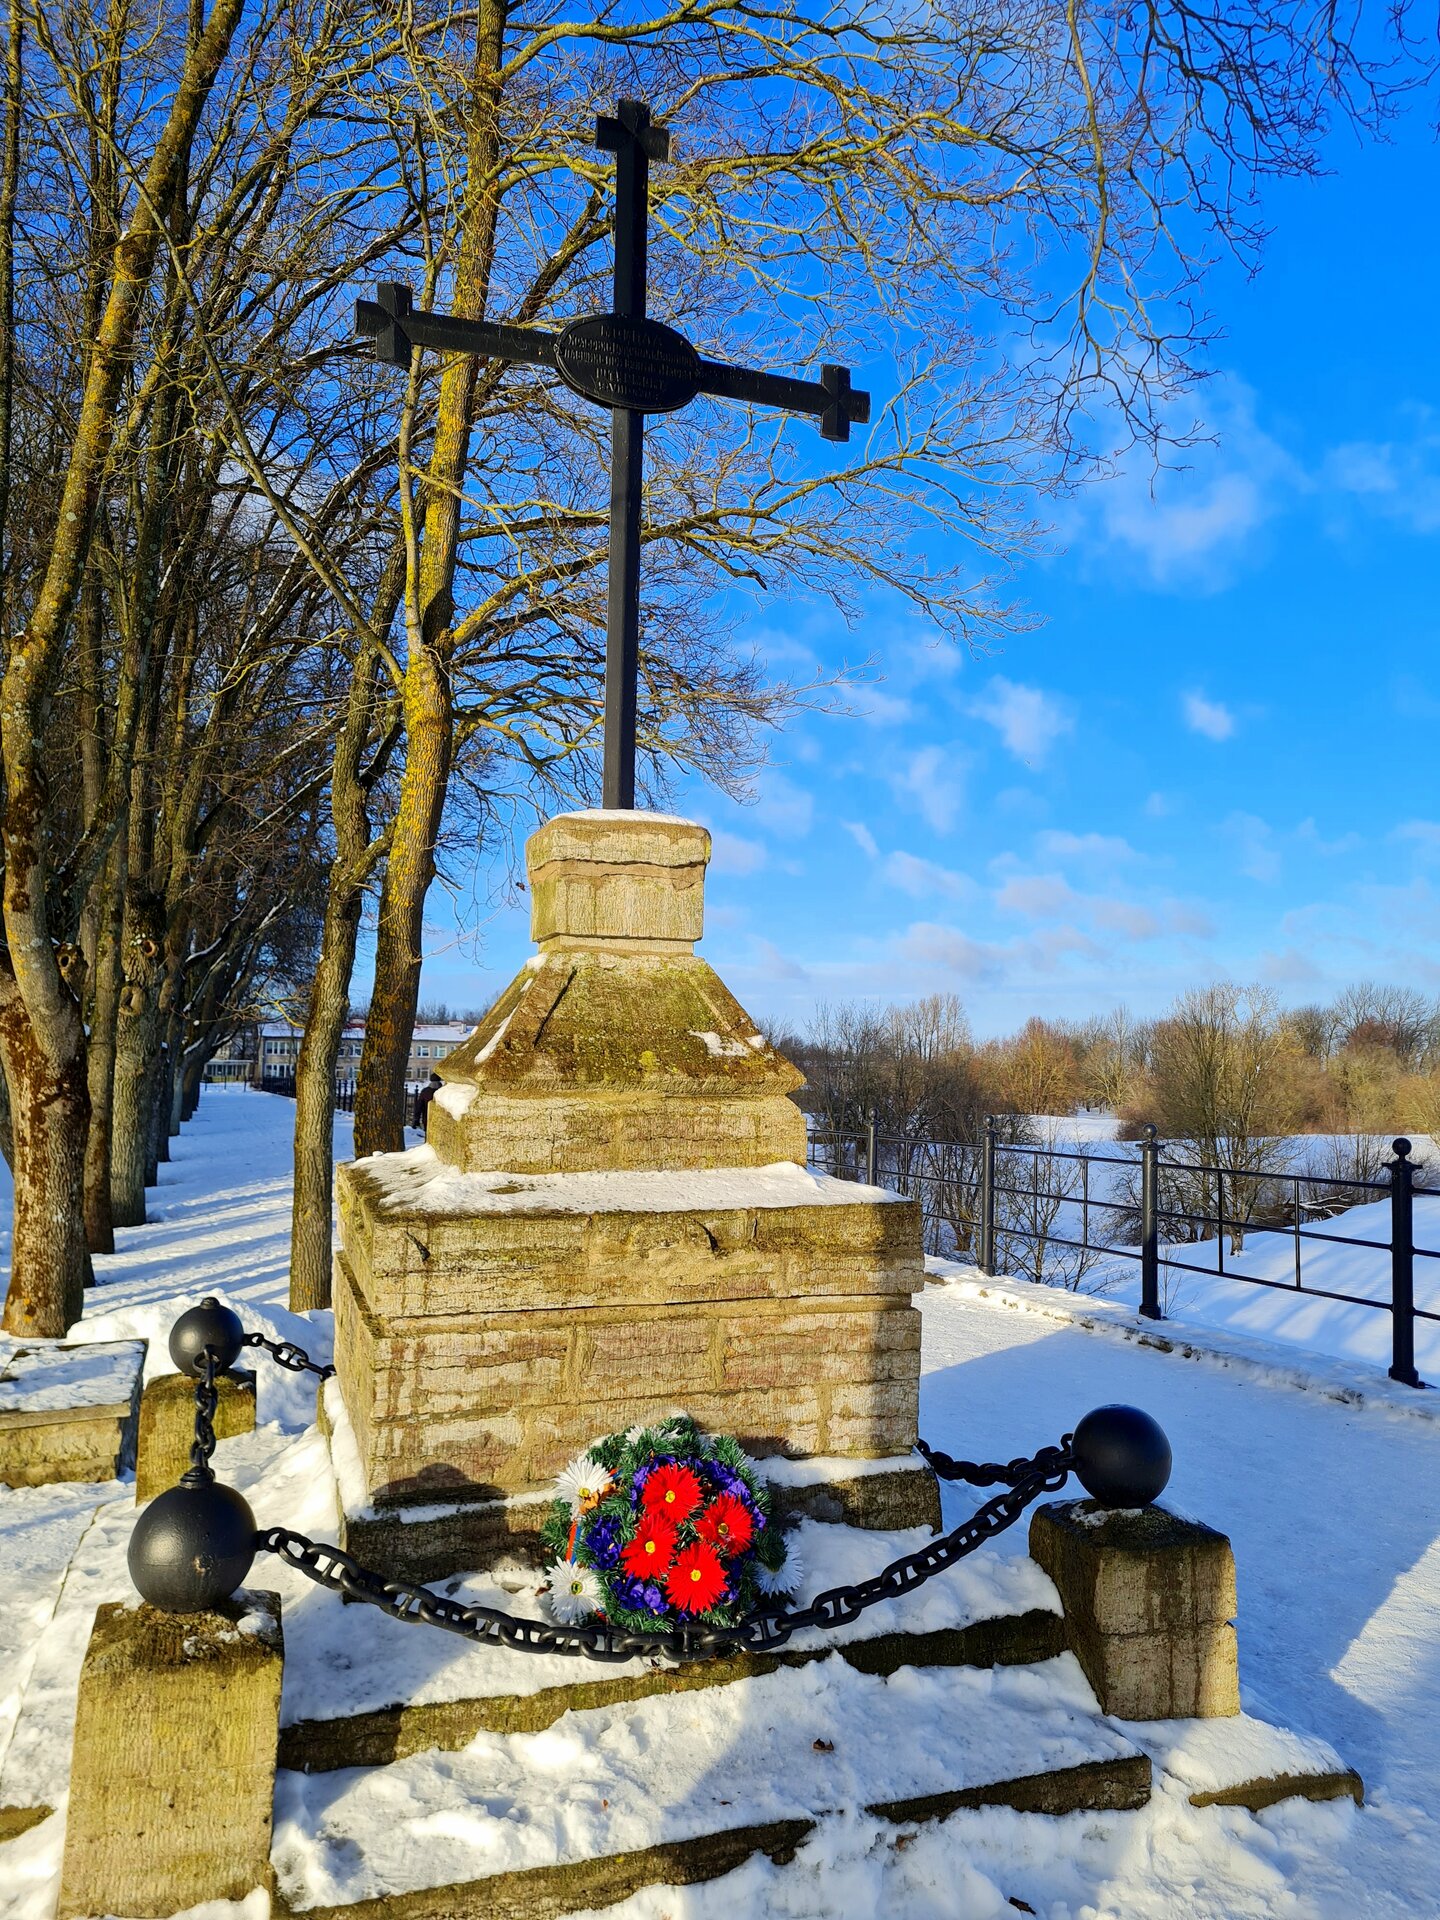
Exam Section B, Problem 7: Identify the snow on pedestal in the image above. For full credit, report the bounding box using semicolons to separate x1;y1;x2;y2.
331;812;935;1573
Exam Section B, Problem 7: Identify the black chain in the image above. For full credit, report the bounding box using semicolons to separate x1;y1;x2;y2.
918;1437;1072;1490
182;1349;219;1487
254;1439;1073;1665
242;1330;336;1380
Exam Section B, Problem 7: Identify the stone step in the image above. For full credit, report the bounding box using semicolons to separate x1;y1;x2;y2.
277;1512;1066;1772
279;1615;1066;1772
270;1654;1153;1917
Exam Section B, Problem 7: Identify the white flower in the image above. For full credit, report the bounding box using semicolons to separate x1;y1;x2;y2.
555;1452;615;1516
755;1539;805;1598
543;1561;605;1625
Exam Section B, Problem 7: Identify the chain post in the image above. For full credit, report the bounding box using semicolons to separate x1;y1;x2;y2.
1139;1123;1162;1320
979;1115;997;1275
1389;1138;1422;1388
864;1117;878;1188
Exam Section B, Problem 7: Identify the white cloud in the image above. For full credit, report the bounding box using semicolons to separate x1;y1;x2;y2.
1183;692;1236;741
1073;378;1300;590
1037;830;1140;866
882;851;975;901
709;830;766;877
1261;947;1323;985
1143;792;1171;818
843;820;879;859
996;873;1079;918
1168;903;1217;939
1397;820;1440;859
900;922;998;979
1224;812;1281;883
848;686;913;726
1323;419;1440;534
1091;899;1162;940
890;745;965;835
970;678;1073;766
753;772;814;840
750;937;810;982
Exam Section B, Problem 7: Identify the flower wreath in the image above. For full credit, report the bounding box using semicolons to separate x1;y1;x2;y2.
539;1415;802;1630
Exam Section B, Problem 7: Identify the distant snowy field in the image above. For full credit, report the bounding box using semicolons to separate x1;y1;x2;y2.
2;1089;1440;1917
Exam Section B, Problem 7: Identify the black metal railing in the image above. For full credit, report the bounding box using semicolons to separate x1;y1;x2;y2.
258;1071;425;1124
807;1122;1438;1390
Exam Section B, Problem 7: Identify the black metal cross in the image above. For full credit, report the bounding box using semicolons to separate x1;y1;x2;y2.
357;99;871;809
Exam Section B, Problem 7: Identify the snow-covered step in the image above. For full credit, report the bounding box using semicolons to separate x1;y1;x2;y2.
1135;1712;1364;1811
272;1654;1151;1916
277;1514;1065;1772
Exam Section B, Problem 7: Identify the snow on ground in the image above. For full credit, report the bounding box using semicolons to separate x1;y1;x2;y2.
2;1090;1440;1917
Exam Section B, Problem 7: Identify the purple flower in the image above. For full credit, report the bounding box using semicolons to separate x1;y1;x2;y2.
614;1576;667;1615
584;1517;623;1569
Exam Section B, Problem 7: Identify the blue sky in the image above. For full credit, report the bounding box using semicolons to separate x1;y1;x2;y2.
415;108;1440;1039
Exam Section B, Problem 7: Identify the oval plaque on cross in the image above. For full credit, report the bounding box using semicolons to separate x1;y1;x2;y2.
555;313;701;414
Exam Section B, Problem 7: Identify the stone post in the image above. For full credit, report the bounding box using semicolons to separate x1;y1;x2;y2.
135;1369;257;1502
58;1591;282;1919
1029;1501;1240;1721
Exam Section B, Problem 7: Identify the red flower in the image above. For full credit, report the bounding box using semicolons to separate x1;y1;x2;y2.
694;1493;755;1557
664;1540;728;1614
641;1462;703;1524
619;1512;677;1579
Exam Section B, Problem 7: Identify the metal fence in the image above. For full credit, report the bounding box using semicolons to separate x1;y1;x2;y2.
807;1121;1440;1390
258;1072;426;1125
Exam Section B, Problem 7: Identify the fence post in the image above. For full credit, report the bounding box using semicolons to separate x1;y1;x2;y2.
978;1116;997;1276
1389;1138;1421;1389
864;1117;878;1188
1139;1124;1161;1321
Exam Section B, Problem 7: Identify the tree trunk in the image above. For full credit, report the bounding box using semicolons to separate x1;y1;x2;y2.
181;1047;205;1121
0;976;92;1336
83;843;125;1253
0;1049;13;1171
353;651;451;1157
291;892;364;1309
352;5;505;1157
146;1041;169;1175
110;890;165;1227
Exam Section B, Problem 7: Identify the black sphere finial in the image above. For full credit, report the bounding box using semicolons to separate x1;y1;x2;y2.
1072;1405;1172;1508
168;1296;245;1377
128;1479;257;1611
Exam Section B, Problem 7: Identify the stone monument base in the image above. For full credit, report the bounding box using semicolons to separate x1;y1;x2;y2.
320;1379;940;1582
333;1152;924;1520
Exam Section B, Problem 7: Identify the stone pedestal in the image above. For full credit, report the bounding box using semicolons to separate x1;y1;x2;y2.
0;1339;144;1487
135;1368;257;1502
1030;1501;1240;1721
333;811;930;1573
58;1591;283;1918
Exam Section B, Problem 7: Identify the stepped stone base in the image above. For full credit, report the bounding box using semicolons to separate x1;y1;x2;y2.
279;1615;1067;1772
0;1339;145;1488
278;1750;1158;1920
